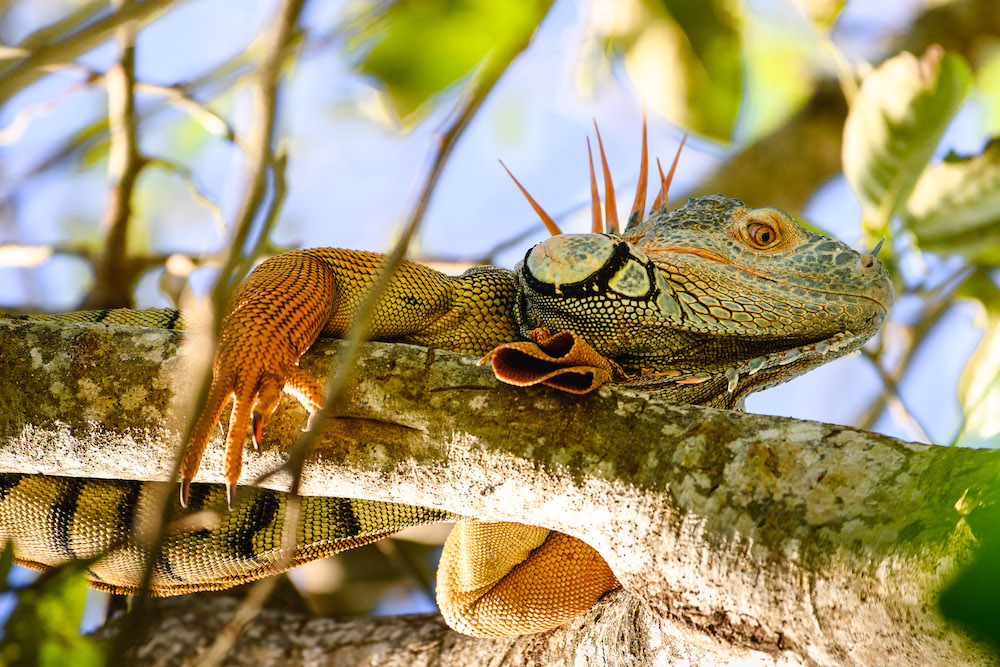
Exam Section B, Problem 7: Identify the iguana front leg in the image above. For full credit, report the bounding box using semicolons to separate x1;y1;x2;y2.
181;248;510;505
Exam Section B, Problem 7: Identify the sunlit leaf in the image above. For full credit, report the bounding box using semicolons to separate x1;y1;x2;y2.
739;16;815;141
592;0;742;141
842;46;972;236
0;562;108;667
801;0;845;30
975;48;1000;136
904;138;1000;265
355;0;550;125
953;275;1000;448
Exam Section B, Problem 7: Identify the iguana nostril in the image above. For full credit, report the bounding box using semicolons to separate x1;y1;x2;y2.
859;255;875;269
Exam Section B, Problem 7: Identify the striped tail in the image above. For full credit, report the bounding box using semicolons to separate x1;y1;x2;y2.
0;473;460;596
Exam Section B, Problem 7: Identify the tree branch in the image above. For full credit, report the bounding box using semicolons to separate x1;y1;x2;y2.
0;318;995;664
83;0;142;309
0;0;175;106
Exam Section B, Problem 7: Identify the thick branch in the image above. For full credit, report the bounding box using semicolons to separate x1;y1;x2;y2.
0;318;995;665
106;591;802;666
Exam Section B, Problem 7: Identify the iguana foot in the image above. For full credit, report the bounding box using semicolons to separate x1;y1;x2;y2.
437;522;619;637
181;362;326;508
178;253;337;508
480;327;625;394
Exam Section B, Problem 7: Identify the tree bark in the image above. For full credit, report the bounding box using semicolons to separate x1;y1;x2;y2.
0;318;996;665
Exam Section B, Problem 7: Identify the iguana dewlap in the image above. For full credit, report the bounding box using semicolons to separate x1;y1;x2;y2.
1;126;892;639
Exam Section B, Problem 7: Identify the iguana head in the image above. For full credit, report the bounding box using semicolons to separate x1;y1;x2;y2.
507;130;892;409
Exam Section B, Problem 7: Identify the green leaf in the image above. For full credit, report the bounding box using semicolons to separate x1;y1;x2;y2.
938;506;1000;655
801;0;845;30
0;540;14;590
597;0;743;141
953;275;1000;448
904;137;1000;265
842;46;972;236
975;48;1000;136
355;0;550;125
0;562;108;667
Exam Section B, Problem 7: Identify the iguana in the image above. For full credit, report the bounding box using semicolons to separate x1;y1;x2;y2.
0;123;893;639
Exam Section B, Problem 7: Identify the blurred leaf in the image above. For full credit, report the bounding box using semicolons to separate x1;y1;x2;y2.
355;0;550;125
594;0;742;141
975;46;1000;136
938;505;1000;655
953;274;1000;448
0;540;14;589
739;16;815;142
905;137;1000;265
842;46;972;236
80;135;111;170
801;0;845;30
0;562;108;667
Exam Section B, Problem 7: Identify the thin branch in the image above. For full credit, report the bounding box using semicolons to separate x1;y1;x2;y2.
83;2;142;309
136;82;238;144
2;0;108;55
857;268;973;431
0;0;175;106
861;348;933;443
226;4;556;659
146;156;227;238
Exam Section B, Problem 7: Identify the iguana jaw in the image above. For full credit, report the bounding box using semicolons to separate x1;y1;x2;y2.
626;323;884;408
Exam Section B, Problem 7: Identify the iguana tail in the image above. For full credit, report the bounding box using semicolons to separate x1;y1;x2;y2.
0;473;458;595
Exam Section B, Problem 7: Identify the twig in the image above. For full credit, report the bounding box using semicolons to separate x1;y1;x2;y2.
861;349;933;443
135;82;238;144
147;156;227;238
238;150;289;280
855;268;972;430
83;3;142;309
0;0;175;106
2;0;107;55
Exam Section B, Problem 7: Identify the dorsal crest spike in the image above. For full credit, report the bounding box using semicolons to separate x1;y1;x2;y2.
628;110;648;229
585;137;603;235
592;120;619;235
661;131;688;213
499;160;562;236
650;158;666;214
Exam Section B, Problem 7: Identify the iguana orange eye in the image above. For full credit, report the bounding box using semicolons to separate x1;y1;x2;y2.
748;222;779;248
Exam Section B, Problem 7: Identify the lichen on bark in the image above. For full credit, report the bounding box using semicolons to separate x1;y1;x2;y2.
1;318;996;665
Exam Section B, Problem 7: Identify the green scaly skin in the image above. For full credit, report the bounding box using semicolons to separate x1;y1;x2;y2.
0;193;892;637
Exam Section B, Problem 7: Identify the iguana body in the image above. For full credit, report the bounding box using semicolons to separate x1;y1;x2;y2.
1;131;892;639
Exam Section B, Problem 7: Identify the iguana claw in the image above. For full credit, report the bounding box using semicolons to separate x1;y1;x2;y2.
251;412;263;452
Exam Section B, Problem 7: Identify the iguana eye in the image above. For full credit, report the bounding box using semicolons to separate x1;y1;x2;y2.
747;222;779;248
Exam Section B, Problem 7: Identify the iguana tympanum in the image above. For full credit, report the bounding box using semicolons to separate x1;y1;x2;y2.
0;124;892;639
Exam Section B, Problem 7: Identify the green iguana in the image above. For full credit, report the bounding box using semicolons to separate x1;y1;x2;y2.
0;123;892;638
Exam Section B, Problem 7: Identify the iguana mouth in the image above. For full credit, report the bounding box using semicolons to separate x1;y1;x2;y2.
622;324;882;407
